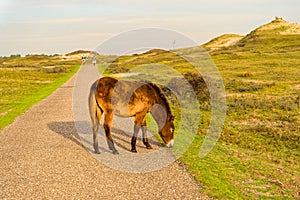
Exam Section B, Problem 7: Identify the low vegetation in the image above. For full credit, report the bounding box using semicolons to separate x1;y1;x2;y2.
1;17;299;199
0;54;80;130
102;18;300;199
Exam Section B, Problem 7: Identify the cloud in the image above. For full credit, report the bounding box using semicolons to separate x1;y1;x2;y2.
3;18;92;25
0;0;299;56
1;16;157;26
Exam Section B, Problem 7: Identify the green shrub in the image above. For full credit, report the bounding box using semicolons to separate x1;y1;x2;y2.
40;66;66;73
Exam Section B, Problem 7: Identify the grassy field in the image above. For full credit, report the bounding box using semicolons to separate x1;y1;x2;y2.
1;18;299;199
101;18;300;199
0;54;80;130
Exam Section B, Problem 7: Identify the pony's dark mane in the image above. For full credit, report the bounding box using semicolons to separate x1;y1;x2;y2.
147;82;172;116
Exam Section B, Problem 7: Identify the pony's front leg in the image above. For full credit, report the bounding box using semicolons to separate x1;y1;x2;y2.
104;112;119;154
131;124;140;153
142;126;152;149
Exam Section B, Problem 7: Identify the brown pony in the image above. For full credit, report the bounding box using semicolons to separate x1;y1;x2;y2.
89;76;175;154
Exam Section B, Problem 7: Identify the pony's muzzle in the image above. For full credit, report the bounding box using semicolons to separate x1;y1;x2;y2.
166;139;174;148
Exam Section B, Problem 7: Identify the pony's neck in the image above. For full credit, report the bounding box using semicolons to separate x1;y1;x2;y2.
150;96;171;130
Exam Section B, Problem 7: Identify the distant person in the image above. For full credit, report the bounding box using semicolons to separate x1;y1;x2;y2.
82;55;86;65
92;56;97;66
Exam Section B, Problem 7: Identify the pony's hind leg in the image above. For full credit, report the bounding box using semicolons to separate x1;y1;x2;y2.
103;112;119;154
91;107;102;154
89;81;102;154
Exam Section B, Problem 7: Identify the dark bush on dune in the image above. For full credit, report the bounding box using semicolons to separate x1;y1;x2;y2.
166;72;210;103
40;66;66;73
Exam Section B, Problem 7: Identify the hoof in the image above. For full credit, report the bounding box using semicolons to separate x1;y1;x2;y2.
131;148;137;153
112;150;119;155
144;142;152;149
94;150;100;154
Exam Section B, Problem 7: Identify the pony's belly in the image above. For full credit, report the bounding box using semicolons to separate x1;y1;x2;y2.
112;103;132;117
112;101;146;117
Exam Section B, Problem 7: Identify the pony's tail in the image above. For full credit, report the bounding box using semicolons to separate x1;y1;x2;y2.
89;80;102;126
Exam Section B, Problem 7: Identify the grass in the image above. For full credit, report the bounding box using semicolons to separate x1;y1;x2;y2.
0;55;80;130
1;19;299;199
191;31;300;198
100;21;300;199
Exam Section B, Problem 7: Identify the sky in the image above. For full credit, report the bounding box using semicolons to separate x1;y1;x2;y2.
0;0;299;56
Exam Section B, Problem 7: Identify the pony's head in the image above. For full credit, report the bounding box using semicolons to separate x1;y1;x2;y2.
148;82;175;148
159;115;175;148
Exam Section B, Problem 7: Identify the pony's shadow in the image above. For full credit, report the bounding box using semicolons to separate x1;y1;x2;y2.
111;127;163;151
47;121;163;153
48;121;112;153
47;121;94;152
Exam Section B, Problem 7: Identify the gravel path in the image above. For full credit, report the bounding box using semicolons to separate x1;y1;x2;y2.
0;68;210;199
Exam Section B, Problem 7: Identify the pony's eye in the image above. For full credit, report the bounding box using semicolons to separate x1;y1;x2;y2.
170;115;175;121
